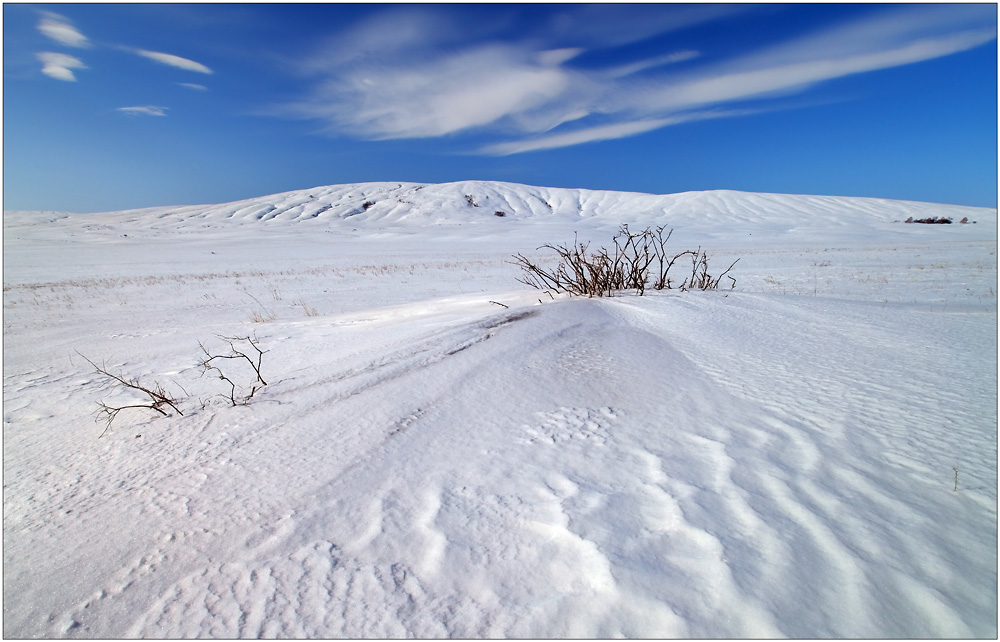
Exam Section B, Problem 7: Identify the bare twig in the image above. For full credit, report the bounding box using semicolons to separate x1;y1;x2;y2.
78;352;183;437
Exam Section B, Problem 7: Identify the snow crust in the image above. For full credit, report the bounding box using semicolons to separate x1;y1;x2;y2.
3;181;997;637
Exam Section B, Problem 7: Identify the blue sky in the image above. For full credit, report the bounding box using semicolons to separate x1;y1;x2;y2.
3;3;997;212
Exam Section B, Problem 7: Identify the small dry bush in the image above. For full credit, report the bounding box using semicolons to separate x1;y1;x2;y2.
81;333;269;436
198;334;268;406
78;352;184;437
513;225;738;297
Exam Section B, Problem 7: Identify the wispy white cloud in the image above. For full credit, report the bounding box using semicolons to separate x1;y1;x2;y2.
480;109;754;155
481;118;677;156
37;12;89;48
132;49;212;74
36;52;86;81
635;6;998;113
604;51;700;79
736;3;996;69
303;8;453;72
536;48;584;67
637;32;997;115
289;44;578;139
178;82;208;91
32;11;214;90
280;4;996;154
117;106;168;117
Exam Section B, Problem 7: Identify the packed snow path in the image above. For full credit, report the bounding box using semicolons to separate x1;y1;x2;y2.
4;182;997;637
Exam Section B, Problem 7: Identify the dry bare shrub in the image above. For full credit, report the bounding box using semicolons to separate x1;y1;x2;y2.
78;352;183;437
512;225;738;297
79;333;271;436
677;247;740;291
198;334;268;406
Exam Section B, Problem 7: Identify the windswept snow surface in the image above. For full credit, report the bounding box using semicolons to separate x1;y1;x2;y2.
4;181;997;638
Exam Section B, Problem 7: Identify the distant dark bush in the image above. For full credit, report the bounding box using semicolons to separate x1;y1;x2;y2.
362;200;375;210
494;210;506;217
905;216;952;224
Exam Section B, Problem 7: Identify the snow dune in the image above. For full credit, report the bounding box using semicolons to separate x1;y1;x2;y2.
3;181;996;638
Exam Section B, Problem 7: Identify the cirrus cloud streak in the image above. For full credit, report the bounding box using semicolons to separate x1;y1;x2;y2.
117;106;168;117
281;4;996;154
131;49;213;74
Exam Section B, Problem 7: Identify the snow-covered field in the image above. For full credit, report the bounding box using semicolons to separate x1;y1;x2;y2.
3;181;997;638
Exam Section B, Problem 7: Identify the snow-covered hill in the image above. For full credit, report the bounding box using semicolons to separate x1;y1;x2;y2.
3;182;997;637
5;180;994;236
